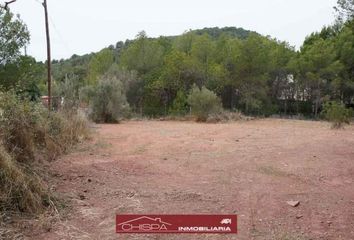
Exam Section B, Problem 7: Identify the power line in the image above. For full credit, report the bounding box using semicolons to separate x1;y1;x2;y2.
31;0;72;57
48;15;72;56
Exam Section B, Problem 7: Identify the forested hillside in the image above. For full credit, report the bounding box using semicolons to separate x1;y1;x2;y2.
46;23;354;118
1;2;354;120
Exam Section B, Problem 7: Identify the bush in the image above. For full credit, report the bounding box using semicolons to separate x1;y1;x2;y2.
0;92;39;163
187;85;222;122
321;101;353;128
169;90;189;116
82;76;130;123
0;91;89;216
0;92;90;161
0;144;49;213
56;76;80;113
206;110;250;123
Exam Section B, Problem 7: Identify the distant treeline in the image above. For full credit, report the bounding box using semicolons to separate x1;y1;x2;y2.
1;2;354;118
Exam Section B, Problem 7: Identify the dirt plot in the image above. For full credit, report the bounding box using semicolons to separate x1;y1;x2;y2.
32;119;354;240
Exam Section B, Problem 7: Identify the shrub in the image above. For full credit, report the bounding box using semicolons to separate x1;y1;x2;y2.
0;92;90;161
0;91;89;217
56;76;80;113
321;101;353;128
0;144;49;213
206;110;249;123
187;85;222;122
36;110;90;160
0;92;38;163
83;76;130;123
169;90;189;116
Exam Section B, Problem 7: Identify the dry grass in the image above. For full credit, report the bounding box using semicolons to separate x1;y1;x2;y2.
150;111;251;123
206;110;252;123
0;145;49;213
36;111;90;160
0;222;24;240
0;92;90;237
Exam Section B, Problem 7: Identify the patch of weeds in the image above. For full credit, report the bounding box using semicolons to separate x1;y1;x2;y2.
257;166;289;177
94;140;112;149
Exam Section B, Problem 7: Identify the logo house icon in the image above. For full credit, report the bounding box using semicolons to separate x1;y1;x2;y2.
117;216;172;232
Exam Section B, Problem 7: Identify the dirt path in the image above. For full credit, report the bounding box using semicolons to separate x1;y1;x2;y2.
32;119;354;240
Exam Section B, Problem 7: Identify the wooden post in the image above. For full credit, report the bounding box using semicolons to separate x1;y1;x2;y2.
43;0;52;111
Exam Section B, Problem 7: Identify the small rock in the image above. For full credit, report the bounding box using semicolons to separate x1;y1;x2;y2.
79;194;86;200
296;215;303;219
83;190;88;193
89;153;94;155
327;221;332;226
287;200;300;207
87;178;92;183
163;157;168;161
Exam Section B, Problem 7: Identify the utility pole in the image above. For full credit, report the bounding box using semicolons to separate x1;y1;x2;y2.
43;0;52;111
2;1;52;110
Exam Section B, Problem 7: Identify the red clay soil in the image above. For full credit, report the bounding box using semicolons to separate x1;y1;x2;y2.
31;119;354;240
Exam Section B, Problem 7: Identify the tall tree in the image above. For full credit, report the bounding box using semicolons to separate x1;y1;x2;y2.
120;31;164;75
87;48;114;85
233;34;272;113
335;0;354;21
0;9;29;65
297;38;343;117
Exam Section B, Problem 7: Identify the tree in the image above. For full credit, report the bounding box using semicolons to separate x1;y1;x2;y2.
120;31;164;75
87;48;114;85
335;0;354;21
297;38;343;117
233;34;272;114
268;40;295;115
169;90;188;116
87;76;130;123
0;56;44;100
175;31;195;55
0;9;29;65
190;34;216;86
334;25;354;104
103;64;142;112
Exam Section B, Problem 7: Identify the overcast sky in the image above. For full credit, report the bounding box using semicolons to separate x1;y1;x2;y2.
8;0;337;61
